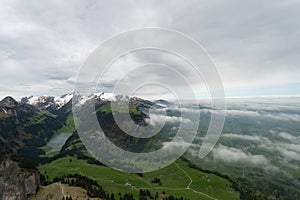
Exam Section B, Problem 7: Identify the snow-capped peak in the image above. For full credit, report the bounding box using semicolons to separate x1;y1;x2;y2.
98;92;117;101
21;94;73;110
21;92;133;110
54;94;74;109
73;92;127;106
25;95;51;105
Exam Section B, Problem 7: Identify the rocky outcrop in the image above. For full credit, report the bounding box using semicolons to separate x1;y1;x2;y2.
0;159;40;200
0;96;36;118
0;97;18;108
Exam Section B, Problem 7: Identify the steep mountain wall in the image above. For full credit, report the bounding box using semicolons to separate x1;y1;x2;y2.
0;159;40;200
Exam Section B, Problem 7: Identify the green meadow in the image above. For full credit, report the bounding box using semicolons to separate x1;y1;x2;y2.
40;156;239;200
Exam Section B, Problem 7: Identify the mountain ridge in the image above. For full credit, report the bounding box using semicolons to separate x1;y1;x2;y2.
1;92;168;113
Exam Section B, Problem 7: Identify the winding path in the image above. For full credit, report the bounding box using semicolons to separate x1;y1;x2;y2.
59;182;67;199
44;161;218;200
175;162;192;189
175;162;218;200
125;162;218;200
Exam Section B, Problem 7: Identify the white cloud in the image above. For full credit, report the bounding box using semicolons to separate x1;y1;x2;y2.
162;137;190;151
278;132;300;142
222;133;262;142
258;136;300;162
278;148;300;161
225;109;261;117
145;114;191;126
201;107;300;122
212;144;269;166
265;113;300;122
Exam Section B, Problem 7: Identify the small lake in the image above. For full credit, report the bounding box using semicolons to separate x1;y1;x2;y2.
46;133;72;154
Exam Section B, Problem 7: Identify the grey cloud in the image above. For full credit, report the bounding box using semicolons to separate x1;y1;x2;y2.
258;135;300;162
170;1;300;95
1;0;300;98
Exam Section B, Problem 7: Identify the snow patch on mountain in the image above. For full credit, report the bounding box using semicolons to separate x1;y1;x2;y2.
20;92;138;110
99;93;117;101
21;94;72;110
55;94;73;108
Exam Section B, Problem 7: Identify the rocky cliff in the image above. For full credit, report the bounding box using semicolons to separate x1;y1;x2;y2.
0;159;40;200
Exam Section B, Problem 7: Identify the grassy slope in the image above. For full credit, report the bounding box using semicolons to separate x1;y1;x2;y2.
54;114;75;135
99;102;141;115
25;111;57;126
40;156;239;200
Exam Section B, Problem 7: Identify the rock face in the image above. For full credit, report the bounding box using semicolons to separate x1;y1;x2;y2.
0;159;40;200
0;97;18;108
0;96;36;118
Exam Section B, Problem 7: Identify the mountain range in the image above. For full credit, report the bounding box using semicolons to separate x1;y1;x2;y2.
0;94;277;200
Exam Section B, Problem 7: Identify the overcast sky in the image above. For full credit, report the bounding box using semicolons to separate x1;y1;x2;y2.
0;0;299;99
